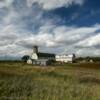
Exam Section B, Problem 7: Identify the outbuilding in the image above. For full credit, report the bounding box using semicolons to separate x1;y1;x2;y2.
56;54;75;63
32;59;51;66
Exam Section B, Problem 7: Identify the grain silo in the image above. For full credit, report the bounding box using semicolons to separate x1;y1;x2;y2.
33;45;38;53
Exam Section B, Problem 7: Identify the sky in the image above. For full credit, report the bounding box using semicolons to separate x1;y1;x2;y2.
0;0;100;59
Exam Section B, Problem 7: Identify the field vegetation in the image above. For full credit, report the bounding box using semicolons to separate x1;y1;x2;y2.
0;61;100;100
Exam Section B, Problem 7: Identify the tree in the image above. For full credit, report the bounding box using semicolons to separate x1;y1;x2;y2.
22;55;30;62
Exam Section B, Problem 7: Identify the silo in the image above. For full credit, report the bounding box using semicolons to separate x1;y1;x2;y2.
33;46;38;53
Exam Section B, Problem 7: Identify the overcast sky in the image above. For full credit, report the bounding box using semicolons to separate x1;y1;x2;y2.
0;0;100;58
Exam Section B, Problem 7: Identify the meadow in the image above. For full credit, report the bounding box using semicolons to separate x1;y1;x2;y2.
0;61;100;100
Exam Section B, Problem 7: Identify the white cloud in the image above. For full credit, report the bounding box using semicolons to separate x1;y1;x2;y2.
76;33;100;48
12;23;100;56
0;6;100;57
0;0;100;57
0;22;100;57
76;48;100;57
0;0;13;8
27;0;84;10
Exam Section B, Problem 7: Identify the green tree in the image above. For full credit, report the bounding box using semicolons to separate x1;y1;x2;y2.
22;55;30;62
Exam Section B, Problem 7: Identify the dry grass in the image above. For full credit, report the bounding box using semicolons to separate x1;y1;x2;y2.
0;61;100;100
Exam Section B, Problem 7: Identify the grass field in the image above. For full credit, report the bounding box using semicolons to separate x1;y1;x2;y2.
0;62;100;100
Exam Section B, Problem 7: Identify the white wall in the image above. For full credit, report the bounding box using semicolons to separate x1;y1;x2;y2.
27;59;32;64
31;53;38;60
56;54;74;63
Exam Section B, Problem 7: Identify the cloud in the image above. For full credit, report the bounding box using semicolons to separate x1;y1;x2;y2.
0;8;100;57
0;23;100;57
27;0;84;10
0;0;13;8
0;0;100;57
76;33;100;48
14;23;100;56
76;48;100;57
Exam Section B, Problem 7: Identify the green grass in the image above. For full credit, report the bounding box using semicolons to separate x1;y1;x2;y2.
0;62;100;100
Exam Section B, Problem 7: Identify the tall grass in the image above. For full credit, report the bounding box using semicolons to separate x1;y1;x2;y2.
0;62;100;100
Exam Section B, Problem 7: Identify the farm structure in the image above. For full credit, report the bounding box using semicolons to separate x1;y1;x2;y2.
27;46;55;66
27;46;76;65
55;54;75;63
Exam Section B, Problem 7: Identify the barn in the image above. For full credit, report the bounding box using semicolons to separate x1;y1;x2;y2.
27;46;55;66
27;46;76;65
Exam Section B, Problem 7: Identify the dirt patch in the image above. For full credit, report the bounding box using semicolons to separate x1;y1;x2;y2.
79;76;100;84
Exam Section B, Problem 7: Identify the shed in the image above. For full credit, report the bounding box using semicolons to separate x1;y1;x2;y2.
27;58;32;64
32;59;51;66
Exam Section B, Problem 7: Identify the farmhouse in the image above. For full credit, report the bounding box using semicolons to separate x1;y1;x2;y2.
55;54;75;63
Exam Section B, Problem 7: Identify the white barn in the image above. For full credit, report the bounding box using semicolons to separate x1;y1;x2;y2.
56;54;75;63
27;46;55;65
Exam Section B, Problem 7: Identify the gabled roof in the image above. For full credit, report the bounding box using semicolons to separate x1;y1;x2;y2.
37;52;55;58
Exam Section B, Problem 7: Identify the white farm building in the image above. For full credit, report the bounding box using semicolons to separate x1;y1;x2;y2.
56;54;75;63
27;46;76;65
27;46;55;66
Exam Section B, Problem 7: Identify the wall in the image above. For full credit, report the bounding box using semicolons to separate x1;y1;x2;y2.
56;54;74;63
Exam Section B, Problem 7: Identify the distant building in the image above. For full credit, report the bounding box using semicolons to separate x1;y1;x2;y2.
56;54;75;63
27;46;55;66
89;59;93;63
27;45;76;65
32;59;51;66
27;59;32;64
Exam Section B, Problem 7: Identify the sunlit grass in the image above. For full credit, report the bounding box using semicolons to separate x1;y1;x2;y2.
0;62;100;100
